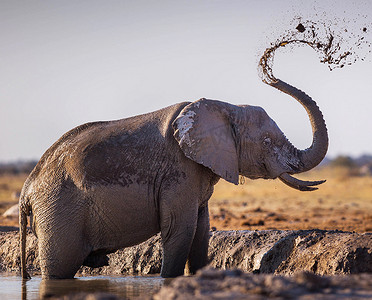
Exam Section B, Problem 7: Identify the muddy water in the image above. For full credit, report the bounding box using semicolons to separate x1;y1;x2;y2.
0;274;164;299
259;19;371;84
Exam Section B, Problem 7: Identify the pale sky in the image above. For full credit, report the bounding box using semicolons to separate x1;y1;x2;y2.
1;0;371;162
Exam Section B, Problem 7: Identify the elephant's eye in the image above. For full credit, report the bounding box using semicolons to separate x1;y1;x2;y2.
263;137;271;146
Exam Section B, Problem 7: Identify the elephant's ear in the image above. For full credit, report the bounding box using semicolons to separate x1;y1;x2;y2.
172;98;239;185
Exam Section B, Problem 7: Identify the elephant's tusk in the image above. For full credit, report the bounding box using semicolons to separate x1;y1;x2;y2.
279;173;326;191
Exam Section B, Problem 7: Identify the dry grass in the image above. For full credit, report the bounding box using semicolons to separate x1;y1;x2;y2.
0;174;27;204
0;173;27;226
210;166;372;233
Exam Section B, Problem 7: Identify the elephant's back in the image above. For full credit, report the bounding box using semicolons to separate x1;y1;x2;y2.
71;102;190;188
21;120;107;190
23;101;190;192
19;120;108;203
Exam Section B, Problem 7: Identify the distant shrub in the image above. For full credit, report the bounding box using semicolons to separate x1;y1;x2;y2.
330;156;356;169
330;155;361;179
0;160;37;175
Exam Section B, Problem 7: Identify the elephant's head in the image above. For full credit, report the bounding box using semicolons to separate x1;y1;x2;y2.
172;81;328;191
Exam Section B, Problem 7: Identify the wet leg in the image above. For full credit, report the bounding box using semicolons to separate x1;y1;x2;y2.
185;205;210;274
159;199;198;278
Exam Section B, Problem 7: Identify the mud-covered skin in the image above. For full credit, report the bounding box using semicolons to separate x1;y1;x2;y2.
20;102;219;279
19;93;328;279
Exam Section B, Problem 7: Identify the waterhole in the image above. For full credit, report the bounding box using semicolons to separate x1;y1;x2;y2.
0;274;164;299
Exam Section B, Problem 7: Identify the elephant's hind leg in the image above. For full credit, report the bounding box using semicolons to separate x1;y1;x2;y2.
37;226;90;279
39;238;89;279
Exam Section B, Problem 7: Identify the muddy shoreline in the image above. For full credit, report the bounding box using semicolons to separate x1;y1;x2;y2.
155;268;372;300
1;228;371;276
1;227;371;299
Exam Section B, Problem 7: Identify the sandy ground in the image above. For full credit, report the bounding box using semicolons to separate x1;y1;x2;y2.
209;167;372;233
0;167;371;233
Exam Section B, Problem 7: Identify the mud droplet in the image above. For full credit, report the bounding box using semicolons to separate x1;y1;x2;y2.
296;23;306;33
258;18;371;84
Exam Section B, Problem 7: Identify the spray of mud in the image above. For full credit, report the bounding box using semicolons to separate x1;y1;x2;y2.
259;18;371;83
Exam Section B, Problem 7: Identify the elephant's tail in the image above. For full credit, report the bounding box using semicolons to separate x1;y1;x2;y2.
19;198;31;279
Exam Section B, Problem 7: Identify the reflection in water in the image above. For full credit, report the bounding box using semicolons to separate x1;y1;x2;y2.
0;274;164;299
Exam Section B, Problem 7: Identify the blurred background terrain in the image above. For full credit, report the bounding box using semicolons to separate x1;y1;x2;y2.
1;156;371;232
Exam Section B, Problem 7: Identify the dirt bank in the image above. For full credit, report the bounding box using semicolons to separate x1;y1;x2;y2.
1;228;370;276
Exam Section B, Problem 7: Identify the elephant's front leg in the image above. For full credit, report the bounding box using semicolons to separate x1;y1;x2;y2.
159;199;198;278
185;205;210;274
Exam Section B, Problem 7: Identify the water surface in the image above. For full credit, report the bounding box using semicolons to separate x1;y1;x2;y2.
0;274;164;299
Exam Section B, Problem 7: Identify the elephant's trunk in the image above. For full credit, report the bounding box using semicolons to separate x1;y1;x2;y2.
269;79;329;191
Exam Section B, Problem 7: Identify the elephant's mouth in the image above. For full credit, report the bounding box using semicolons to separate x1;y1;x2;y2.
246;162;273;180
247;175;272;180
279;173;326;191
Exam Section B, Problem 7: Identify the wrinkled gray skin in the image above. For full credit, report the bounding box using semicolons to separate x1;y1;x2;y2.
19;79;328;279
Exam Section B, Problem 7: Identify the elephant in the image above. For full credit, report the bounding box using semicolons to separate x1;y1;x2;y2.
19;78;328;279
